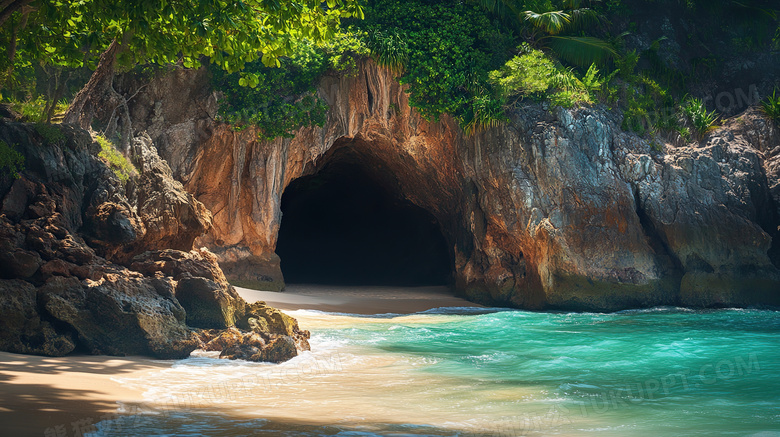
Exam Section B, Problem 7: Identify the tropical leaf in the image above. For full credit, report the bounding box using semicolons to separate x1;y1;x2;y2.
566;8;602;31
474;0;524;25
547;35;617;66
523;10;571;35
474;0;507;14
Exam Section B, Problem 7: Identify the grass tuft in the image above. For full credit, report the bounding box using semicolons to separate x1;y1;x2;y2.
95;134;137;185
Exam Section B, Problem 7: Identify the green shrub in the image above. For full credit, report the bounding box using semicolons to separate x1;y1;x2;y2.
366;29;409;73
760;88;780;124
461;90;506;135
680;97;719;138
489;47;557;99
95;134;137;185
320;30;371;74
211;39;330;141
3;97;69;123
354;0;514;129
33;122;66;145
488;45;592;108
0;140;24;179
7;96;47;122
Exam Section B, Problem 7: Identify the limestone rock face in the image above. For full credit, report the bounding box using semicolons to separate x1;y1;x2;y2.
0;279;75;356
0;122;235;359
131;248;245;329
129;134;213;261
125;61;780;310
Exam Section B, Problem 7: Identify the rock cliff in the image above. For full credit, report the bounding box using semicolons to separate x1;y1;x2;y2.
0;121;309;360
123;59;780;311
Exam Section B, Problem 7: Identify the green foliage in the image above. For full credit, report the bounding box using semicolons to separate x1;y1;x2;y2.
612;47;679;137
0;0;364;128
1;0;364;76
0;140;24;179
760;88;780;124
95;134;136;185
680;97;719;138
581;64;609;93
546;36;617;67
477;0;616;67
33;122;66;145
524;10;573;35
3;96;69;122
6;96;47;122
354;0;515;131
615;50;640;80
366;30;409;73
488;45;593;108
462;90;507;135
490;47;557;98
620;76;678;137
211;39;331;141
319;31;371;74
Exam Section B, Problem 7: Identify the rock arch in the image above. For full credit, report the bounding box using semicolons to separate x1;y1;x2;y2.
123;59;780;310
275;137;453;286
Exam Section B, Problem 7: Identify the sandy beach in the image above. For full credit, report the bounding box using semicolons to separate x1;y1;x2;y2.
0;285;479;436
0;352;167;437
235;284;484;315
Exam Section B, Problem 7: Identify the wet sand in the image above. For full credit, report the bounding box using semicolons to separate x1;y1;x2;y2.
0;285;480;436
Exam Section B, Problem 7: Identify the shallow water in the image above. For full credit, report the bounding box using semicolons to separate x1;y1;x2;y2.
96;307;780;436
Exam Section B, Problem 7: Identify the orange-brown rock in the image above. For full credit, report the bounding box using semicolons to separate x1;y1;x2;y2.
123;60;780;310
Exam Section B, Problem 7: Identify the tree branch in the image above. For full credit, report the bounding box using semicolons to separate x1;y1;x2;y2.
0;0;32;28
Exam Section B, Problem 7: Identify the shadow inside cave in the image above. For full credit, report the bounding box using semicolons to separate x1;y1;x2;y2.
275;148;452;287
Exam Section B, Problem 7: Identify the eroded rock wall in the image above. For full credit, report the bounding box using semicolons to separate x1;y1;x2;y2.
125;60;780;310
0;121;308;361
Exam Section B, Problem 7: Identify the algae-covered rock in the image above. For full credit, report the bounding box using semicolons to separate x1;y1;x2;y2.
237;301;310;351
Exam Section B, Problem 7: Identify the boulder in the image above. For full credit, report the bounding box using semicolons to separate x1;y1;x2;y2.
38;274;198;358
0;279;75;356
237;302;310;351
132;248;246;329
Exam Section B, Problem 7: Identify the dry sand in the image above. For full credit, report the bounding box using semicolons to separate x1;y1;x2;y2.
0;352;167;437
0;285;480;436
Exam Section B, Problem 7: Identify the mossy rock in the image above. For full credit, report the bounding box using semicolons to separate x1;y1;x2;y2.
236;302;298;336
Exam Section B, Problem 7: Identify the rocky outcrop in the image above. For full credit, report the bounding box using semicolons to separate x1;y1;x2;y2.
84;133;212;264
198;302;311;363
122;60;780;311
0;121;309;361
131;248;246;329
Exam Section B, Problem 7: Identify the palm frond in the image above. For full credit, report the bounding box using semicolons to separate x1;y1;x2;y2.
523;10;571;35
566;8;602;31
475;0;524;22
546;36;617;66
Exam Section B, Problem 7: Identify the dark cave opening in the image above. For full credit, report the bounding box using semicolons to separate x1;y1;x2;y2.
276;150;452;286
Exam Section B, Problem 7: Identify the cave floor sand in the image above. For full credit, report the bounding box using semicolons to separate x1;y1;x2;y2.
235;284;485;315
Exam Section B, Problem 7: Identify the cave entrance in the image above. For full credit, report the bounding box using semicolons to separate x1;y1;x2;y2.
276;146;452;287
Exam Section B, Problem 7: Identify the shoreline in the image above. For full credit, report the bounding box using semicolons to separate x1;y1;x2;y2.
0;284;478;436
234;283;485;315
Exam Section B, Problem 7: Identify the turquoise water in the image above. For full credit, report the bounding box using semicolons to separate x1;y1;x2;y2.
100;307;780;436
